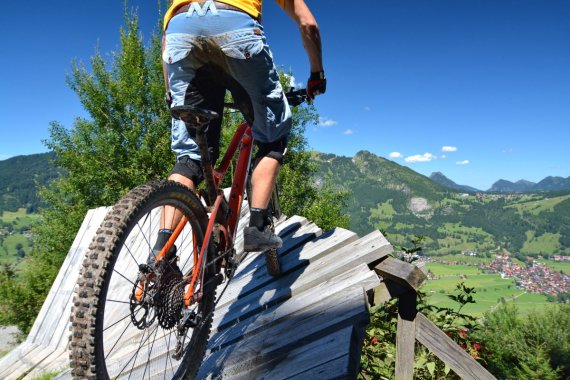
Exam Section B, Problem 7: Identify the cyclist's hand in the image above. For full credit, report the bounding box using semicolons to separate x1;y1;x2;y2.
307;71;326;100
165;91;173;110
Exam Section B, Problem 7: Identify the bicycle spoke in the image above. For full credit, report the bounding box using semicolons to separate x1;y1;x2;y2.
164;330;174;380
103;309;136;333
134;212;154;261
105;309;143;359
116;323;158;379
112;268;138;287
106;298;131;305
142;323;160;380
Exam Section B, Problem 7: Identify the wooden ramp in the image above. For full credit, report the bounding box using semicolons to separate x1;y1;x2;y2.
0;206;392;379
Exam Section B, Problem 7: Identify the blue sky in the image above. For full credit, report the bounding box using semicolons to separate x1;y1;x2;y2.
1;1;569;190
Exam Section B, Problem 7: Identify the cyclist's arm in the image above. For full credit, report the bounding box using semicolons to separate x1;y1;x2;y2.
280;0;323;73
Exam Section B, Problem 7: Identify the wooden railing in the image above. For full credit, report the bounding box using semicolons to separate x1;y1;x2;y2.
373;257;497;380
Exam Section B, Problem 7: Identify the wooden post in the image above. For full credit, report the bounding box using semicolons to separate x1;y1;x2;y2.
416;313;496;380
395;289;417;380
375;257;427;291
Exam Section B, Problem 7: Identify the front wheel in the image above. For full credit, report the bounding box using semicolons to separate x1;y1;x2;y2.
69;180;216;379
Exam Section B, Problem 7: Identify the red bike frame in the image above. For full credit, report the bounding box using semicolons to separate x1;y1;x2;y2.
149;121;254;307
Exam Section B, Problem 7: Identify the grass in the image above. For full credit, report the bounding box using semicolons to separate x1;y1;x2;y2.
431;254;493;265
424;263;550;318
537;258;570;274
521;231;561;254
0;209;38;264
427;262;482;276
507;194;570;216
0;208;40;229
369;201;395;221
30;369;65;380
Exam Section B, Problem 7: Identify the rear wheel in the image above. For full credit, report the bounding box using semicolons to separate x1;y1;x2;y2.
69;180;217;379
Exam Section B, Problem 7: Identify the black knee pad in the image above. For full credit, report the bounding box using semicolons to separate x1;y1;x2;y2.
170;156;204;185
254;138;288;165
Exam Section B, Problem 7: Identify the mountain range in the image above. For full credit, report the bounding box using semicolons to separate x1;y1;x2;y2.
0;152;61;212
2;151;570;255
313;150;570;255
429;172;570;194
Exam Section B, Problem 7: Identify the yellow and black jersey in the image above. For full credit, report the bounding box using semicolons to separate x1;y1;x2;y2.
164;0;286;30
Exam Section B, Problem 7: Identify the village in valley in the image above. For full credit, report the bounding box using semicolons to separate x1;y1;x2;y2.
426;251;570;299
484;253;570;296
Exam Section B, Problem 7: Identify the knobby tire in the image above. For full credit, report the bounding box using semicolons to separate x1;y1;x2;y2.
69;180;216;379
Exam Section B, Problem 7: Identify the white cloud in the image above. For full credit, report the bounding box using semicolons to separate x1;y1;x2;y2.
441;154;447;159
318;117;338;128
441;146;458;152
344;129;354;135
389;152;403;158
456;160;470;165
405;153;437;163
364;106;371;111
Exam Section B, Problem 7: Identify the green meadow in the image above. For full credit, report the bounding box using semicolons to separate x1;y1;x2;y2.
0;208;39;264
424;262;550;317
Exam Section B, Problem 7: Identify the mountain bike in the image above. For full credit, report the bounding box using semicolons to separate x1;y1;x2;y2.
68;89;307;379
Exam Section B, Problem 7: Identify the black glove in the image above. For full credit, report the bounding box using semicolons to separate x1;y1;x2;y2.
307;71;326;100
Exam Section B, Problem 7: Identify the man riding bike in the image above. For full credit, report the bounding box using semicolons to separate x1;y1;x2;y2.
153;0;326;259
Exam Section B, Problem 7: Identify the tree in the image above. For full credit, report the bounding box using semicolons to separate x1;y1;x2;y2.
475;303;570;380
0;12;171;334
2;9;349;334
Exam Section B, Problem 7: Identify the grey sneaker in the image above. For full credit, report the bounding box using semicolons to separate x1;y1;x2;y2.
243;226;283;252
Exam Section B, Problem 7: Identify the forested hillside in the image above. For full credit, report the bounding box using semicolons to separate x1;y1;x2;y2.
2;150;569;257
314;151;570;256
0;152;61;212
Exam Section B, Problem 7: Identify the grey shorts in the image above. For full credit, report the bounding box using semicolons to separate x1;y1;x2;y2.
163;4;292;163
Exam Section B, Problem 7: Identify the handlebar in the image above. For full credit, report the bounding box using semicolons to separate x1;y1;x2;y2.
285;89;308;107
224;89;308;111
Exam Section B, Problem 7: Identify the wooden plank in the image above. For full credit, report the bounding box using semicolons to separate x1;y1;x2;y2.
395;291;417;380
198;286;369;378
375;257;427;291
233;215;308;268
416;313;496;380
23;347;68;379
208;265;379;349
2;344;57;380
233;220;320;280
215;227;358;308
27;207;109;346
0;343;36;378
287;354;355;380
211;232;389;331
219;326;357;380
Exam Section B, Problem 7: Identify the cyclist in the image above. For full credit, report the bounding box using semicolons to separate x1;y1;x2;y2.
152;0;326;258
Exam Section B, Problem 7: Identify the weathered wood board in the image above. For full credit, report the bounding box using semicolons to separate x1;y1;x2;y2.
1;202;392;380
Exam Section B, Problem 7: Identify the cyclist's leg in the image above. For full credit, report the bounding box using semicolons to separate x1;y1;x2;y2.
224;51;291;250
158;57;225;257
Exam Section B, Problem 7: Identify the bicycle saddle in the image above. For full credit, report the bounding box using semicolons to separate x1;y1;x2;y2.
170;105;219;125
